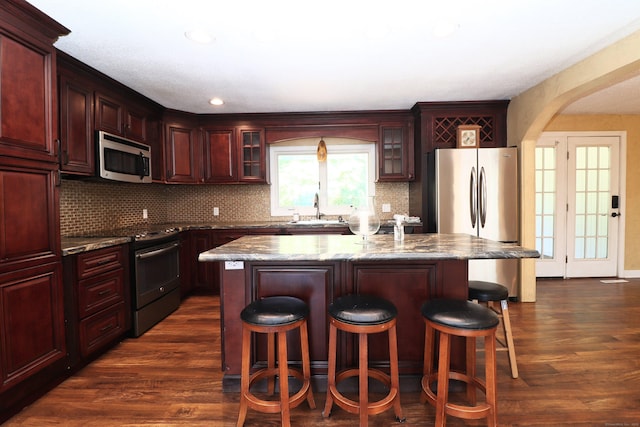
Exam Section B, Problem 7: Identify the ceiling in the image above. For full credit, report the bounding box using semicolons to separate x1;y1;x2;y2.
27;0;640;115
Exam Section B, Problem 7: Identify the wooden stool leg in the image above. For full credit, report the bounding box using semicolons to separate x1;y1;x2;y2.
500;299;519;378
435;331;451;427
420;322;435;404
485;331;498;427
388;324;405;421
299;320;316;409
237;326;251;427
359;332;369;427
277;331;291;427
465;332;477;406
267;332;276;395
322;322;337;418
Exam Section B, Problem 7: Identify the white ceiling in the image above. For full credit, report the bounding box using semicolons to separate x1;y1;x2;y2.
28;0;640;115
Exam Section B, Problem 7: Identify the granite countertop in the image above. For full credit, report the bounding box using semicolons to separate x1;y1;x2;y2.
60;220;423;256
198;233;540;262
61;236;132;256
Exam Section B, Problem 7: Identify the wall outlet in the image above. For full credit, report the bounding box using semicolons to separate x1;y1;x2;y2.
213;207;219;216
142;208;148;219
382;203;391;213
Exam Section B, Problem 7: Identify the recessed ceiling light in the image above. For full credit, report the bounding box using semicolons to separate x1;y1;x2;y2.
209;97;224;106
185;29;213;44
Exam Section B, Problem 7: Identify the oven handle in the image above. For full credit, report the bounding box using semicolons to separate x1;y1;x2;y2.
136;242;180;260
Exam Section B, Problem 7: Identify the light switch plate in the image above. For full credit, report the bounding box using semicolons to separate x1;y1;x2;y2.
382;203;391;212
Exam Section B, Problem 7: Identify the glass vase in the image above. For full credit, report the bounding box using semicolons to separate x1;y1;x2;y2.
348;196;380;243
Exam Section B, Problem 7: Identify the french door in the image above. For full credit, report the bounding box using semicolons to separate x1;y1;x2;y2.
535;133;622;278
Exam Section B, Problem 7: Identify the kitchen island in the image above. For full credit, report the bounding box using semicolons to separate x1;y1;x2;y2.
198;233;539;391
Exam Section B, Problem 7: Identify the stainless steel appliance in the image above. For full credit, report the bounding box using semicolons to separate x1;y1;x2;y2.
429;147;519;297
97;130;152;183
131;229;180;336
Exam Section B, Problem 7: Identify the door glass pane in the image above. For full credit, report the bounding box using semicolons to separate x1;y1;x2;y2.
535;146;556;259
573;146;610;260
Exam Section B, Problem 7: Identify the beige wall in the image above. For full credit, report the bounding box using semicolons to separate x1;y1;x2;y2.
543;115;640;270
507;30;640;302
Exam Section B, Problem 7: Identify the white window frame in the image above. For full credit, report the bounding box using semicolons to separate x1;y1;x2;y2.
269;142;376;217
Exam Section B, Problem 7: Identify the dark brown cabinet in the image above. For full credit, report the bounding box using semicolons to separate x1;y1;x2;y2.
64;245;129;366
0;262;65;392
238;128;266;182
58;70;94;175
202;127;237;183
95;92;148;143
57;53;164;178
0;1;69;420
165;117;267;184
378;123;414;181
165;117;201;183
0;14;65;163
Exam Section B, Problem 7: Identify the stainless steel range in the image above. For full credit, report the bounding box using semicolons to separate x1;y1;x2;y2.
130;228;180;336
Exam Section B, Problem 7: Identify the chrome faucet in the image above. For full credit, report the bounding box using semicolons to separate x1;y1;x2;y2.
313;192;323;220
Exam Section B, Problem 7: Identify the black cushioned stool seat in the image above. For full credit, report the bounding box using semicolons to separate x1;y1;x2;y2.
421;298;499;427
468;280;518;378
237;296;315;427
323;294;405;427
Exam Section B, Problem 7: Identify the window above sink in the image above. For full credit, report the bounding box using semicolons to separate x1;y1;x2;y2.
269;139;376;218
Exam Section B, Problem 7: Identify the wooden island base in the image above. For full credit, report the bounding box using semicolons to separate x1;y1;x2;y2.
198;233;539;392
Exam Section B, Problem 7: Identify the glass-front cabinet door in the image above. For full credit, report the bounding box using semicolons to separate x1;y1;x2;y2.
238;129;265;182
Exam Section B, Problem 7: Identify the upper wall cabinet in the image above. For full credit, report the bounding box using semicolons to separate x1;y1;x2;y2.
202;127;237;183
378;122;414;181
165;112;267;184
238;128;266;183
58;68;94;175
0;3;68;164
165;113;201;183
95;92;148;142
57;52;163;177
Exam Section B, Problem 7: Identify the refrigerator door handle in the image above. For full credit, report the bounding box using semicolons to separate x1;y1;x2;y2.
479;166;487;228
470;166;477;229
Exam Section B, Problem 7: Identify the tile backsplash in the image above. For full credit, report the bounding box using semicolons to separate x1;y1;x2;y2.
60;179;410;236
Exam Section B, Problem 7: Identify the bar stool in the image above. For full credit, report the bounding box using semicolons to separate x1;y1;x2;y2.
420;298;499;427
322;294;405;427
468;280;518;378
237;296;315;427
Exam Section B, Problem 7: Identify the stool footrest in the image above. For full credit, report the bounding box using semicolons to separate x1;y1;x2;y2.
422;371;491;420
329;368;399;416
245;367;314;413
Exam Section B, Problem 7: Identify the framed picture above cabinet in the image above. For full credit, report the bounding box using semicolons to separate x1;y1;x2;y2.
456;125;481;149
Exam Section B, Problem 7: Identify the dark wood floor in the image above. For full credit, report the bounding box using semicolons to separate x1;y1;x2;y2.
5;278;640;426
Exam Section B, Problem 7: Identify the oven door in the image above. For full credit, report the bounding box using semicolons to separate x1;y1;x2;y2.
134;240;180;309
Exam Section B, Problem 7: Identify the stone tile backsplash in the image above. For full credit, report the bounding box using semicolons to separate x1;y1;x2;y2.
60;179;410;236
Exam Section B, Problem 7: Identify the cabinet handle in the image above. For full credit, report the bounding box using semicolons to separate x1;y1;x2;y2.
98;289;111;296
100;323;114;332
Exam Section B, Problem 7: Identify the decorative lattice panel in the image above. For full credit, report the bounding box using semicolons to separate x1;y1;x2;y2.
433;116;494;146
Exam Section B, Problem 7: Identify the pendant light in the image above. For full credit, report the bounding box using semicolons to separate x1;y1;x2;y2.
317;137;327;162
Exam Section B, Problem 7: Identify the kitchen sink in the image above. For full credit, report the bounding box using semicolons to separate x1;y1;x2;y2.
289;219;345;225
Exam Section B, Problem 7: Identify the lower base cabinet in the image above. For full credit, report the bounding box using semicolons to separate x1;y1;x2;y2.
0;262;67;421
64;245;130;368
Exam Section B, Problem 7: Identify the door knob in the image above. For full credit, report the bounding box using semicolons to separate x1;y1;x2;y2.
611;212;621;218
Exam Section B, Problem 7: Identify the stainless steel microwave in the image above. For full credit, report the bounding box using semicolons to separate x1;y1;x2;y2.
97;130;152;183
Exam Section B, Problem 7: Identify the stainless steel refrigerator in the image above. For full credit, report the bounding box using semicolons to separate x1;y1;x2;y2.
430;147;519;297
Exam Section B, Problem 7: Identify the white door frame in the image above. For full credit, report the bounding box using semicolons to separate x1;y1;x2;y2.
535;131;627;278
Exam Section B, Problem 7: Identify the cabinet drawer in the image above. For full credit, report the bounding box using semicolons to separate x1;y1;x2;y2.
78;268;125;317
77;246;126;279
79;301;126;357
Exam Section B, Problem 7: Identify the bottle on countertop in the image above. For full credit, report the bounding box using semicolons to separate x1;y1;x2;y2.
393;214;405;241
